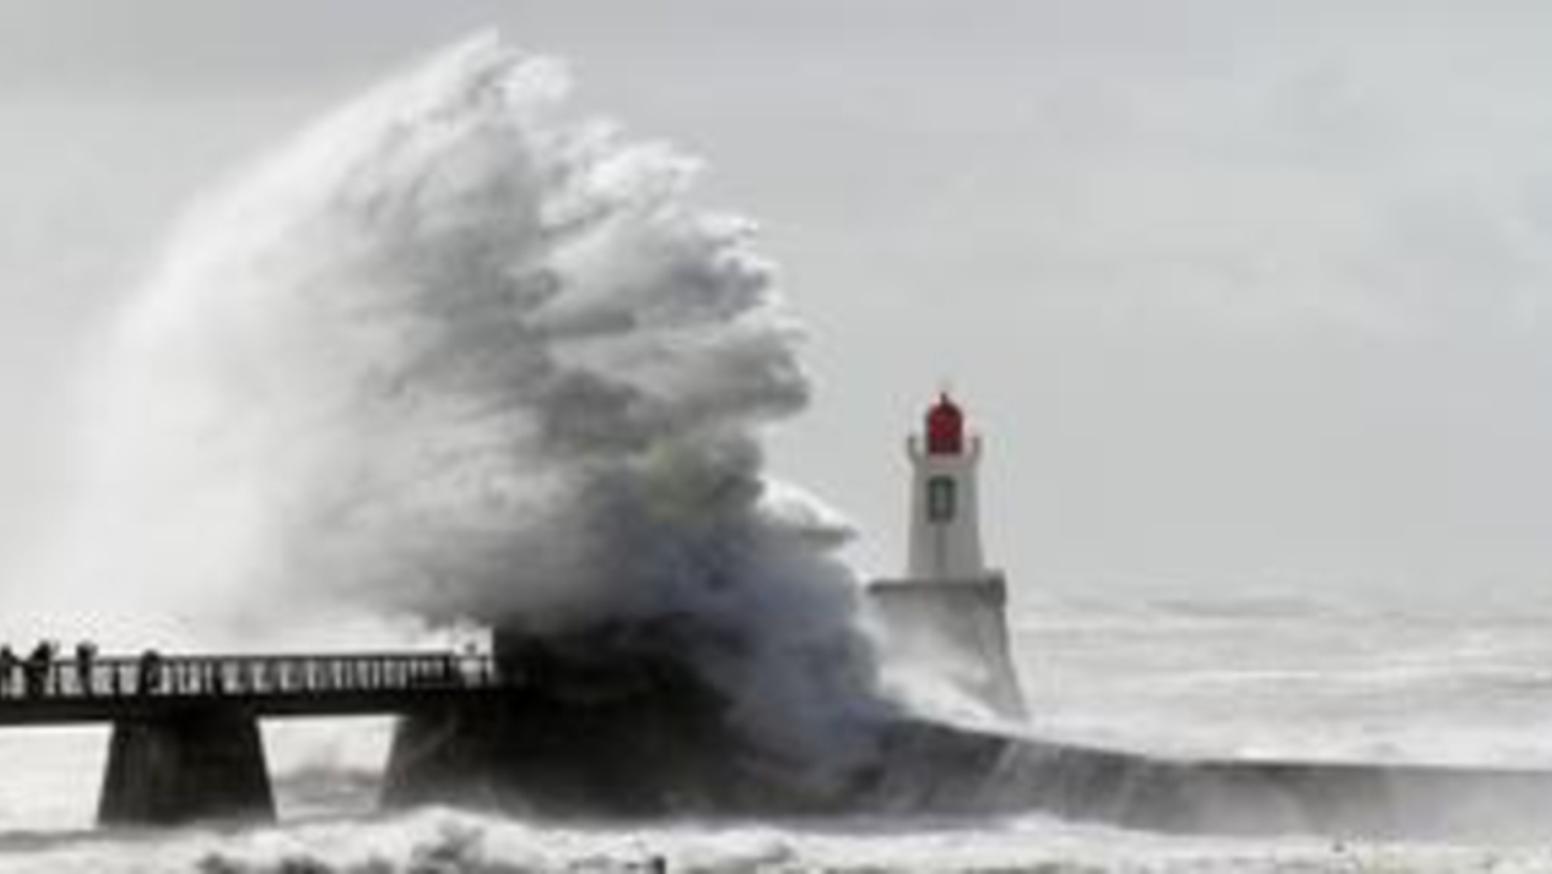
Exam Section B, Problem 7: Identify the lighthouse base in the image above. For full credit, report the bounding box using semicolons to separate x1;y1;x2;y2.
867;572;1026;721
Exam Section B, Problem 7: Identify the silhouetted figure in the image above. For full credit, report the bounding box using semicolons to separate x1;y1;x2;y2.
137;650;163;694
25;641;55;697
74;641;97;696
0;646;15;698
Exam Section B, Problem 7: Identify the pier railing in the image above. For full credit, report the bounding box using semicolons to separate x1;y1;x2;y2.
0;651;503;722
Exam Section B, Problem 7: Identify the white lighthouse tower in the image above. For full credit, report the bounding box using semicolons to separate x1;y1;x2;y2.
908;393;985;579
869;392;1027;720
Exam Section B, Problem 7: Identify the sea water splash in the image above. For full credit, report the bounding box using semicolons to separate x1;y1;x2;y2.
44;32;890;768
4;808;1548;874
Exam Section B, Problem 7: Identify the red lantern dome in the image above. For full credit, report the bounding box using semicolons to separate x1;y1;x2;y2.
925;392;964;455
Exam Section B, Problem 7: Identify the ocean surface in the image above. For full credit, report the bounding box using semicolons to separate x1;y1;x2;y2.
5;585;1552;872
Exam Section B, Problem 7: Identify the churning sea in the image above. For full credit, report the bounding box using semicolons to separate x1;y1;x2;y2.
3;582;1552;872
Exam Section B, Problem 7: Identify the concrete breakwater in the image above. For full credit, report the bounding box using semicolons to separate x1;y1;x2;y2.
380;623;1552;841
384;698;1552;840
866;721;1552;840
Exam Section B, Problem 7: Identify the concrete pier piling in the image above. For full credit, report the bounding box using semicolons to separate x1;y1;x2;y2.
97;707;275;826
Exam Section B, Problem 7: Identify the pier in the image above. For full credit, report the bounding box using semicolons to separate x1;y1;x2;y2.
0;649;507;825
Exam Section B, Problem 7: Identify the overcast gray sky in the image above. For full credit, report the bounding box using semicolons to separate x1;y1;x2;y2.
4;1;1552;609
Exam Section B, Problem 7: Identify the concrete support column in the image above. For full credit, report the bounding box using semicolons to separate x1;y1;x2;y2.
98;707;275;826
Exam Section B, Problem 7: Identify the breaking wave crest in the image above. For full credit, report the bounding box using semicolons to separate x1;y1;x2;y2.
42;32;891;770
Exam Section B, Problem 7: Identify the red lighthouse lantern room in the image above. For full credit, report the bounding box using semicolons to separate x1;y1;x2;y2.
925;392;964;455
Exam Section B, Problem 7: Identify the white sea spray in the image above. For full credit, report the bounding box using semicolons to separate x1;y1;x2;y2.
32;31;890;779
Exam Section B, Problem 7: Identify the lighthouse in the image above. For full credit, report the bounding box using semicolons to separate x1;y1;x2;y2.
908;393;985;579
869;392;1027;720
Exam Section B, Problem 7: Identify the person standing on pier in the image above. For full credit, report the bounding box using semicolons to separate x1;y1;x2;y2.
74;641;98;696
0;646;15;698
136;650;163;694
25;642;55;696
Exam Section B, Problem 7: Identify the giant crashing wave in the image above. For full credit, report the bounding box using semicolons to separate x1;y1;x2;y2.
59;29;899;811
50;32;1552;840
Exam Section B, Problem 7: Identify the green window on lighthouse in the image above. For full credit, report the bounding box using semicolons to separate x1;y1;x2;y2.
927;476;956;522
